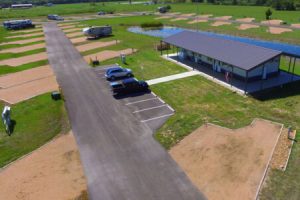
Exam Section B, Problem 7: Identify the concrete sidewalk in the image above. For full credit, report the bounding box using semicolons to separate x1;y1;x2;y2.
146;71;200;85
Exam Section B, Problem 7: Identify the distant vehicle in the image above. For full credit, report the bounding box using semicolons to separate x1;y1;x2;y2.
82;26;112;38
158;6;168;13
11;4;32;9
105;67;133;80
3;19;35;30
158;6;171;13
110;78;149;96
97;11;106;15
48;14;64;21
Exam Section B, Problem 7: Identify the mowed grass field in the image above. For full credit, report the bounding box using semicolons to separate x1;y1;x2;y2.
76;16;300;199
0;9;299;198
0;27;48;75
0;93;69;168
1;2;300;24
82;16;187;80
151;76;300;199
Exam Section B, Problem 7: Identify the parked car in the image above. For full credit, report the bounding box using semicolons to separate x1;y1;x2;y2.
97;11;106;15
48;14;64;21
105;67;133;80
110;78;149;96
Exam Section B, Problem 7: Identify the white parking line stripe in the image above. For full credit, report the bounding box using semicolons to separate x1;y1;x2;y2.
141;113;174;123
125;97;157;105
157;97;165;104
133;105;167;113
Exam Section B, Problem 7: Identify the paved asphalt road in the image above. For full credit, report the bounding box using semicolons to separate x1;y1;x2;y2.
44;22;206;200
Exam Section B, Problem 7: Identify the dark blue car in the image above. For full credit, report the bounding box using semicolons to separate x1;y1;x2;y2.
110;78;149;96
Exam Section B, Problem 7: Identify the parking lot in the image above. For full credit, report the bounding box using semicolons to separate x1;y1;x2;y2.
93;65;175;131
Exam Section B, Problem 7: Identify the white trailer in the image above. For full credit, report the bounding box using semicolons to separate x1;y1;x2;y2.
82;26;112;39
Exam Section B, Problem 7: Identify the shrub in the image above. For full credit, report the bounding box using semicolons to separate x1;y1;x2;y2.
141;21;163;29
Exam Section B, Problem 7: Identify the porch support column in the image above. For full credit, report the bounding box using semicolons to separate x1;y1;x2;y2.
167;45;169;57
291;57;296;82
160;40;163;56
231;66;234;87
260;64;265;91
288;56;292;73
244;71;248;94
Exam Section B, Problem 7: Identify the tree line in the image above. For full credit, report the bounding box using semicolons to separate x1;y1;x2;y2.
1;0;299;10
0;0;123;8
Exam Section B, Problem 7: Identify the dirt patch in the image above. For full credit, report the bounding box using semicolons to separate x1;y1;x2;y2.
238;24;259;30
168;12;181;16
170;17;189;22
187;19;208;24
180;13;196;17
84;48;137;63
61;25;78;30
261;19;283;25
0;37;44;46
268;27;292;34
236;17;255;23
0;43;46;53
214;15;232;20
291;23;300;29
155;16;172;20
170;119;282;200
211;21;232;27
198;14;213;18
0;65;53;88
58;22;79;27
10;28;43;34
0;132;87;200
0;75;58;104
64;28;83;33
70;37;88;44
0;52;47;67
76;40;119;52
6;32;44;39
66;32;83;38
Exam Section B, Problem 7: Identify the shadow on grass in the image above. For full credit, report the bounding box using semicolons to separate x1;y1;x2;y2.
87;34;115;41
250;80;300;101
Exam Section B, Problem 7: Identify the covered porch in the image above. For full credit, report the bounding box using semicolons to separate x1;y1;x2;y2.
162;53;300;94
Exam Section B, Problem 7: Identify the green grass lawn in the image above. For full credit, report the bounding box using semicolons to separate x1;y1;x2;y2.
156;17;300;45
0;48;45;60
151;75;300;199
0;93;69;168
1;2;300;24
0;27;47;75
82;16;187;80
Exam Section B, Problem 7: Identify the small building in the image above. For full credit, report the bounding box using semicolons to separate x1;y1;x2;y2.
162;31;282;82
11;4;33;9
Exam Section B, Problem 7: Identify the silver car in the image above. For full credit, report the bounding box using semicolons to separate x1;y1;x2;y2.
105;67;133;80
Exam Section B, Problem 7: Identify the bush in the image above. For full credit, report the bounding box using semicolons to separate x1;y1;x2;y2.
141;21;163;29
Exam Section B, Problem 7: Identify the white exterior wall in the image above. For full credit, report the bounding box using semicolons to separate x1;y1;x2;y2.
248;56;280;78
178;48;280;79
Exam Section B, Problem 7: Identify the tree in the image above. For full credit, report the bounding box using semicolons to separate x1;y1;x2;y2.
265;8;272;20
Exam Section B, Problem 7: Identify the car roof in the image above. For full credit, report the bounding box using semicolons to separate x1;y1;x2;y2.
107;67;122;72
122;78;138;84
